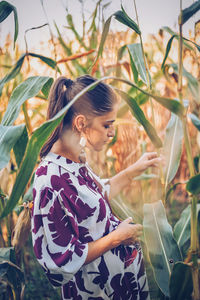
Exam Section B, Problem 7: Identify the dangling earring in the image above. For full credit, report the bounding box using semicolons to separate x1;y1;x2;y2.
78;136;87;163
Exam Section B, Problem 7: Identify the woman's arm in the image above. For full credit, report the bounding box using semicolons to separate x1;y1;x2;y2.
109;152;162;200
84;217;142;265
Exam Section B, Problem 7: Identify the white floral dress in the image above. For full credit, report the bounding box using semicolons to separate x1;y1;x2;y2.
31;152;150;300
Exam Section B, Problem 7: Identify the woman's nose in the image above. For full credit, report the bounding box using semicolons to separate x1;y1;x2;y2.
108;126;115;138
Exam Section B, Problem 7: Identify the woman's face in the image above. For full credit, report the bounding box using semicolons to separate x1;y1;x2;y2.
85;104;118;152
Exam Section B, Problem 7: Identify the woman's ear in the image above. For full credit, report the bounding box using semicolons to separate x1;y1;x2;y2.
73;114;87;132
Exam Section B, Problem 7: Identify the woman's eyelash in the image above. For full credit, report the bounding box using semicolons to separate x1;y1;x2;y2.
104;124;110;129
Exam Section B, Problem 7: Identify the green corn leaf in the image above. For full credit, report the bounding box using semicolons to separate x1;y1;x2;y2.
173;204;200;258
186;173;200;195
91;6;140;69
189;113;200;131
0;54;26;96
110;195;143;224
0;247;15;263
117;5;140;34
170;63;199;102
169;262;193;300
143;200;183;297
13;126;28;168
0;124;25;170
2;76;52;126
54;21;86;75
116;89;162;148
41;77;53;98
163;113;183;189
181;0;200;25
134;173;158;180
0;77;113;218
110;76;184;117
28;53;60;73
0;1;18;48
127;43;151;87
116;45;127;78
161;35;176;69
162;26;194;51
91;15;112;67
66;14;89;50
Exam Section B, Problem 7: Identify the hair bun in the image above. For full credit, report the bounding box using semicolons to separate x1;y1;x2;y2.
64;78;73;88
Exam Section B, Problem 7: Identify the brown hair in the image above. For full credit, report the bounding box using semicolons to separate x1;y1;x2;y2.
40;75;117;158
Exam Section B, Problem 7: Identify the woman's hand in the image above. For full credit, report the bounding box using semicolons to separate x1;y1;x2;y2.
109;152;164;200
128;152;162;178
114;217;143;246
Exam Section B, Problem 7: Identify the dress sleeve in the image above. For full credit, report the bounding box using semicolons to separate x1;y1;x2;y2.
31;185;88;287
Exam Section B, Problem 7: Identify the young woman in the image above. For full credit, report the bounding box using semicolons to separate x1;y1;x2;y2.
31;75;161;300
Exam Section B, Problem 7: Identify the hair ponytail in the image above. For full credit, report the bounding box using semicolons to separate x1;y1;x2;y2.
40;76;74;158
40;74;118;159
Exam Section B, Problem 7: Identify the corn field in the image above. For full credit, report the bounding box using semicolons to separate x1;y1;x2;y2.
0;0;200;299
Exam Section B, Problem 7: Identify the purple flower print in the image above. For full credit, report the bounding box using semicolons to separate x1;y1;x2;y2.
78;226;93;243
124;248;138;268
78;167;100;194
36;165;48;177
46;245;73;267
75;271;93;294
33;235;43;259
32;214;46;234
88;256;109;290
51;173;74;195
97;198;106;222
110;272;138;300
42;262;63;287
39;187;54;209
63;281;82;300
48;197;79;247
60;192;96;224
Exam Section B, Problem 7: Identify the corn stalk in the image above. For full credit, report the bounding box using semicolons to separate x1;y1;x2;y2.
178;1;199;299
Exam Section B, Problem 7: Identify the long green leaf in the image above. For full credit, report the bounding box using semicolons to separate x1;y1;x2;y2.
28;53;60;73
0;54;26;96
109;76;184;117
2;76;52;126
181;0;200;25
116;89;162;148
66;14;89;50
118;5;140;34
143;200;183;297
54;22;86;75
189;113;200;131
0;77;115;218
174;204;200;258
163;113;183;189
127;43;151;86
169;262;193;300
0;1;18;48
91;15;112;67
170;63;199;102
0;124;25;170
13;126;28;168
161;35;176;69
114;10;140;33
186;173;200;195
162;26;200;55
110;195;142;224
92;6;140;68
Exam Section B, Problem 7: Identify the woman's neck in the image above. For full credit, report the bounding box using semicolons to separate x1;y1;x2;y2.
51;129;82;163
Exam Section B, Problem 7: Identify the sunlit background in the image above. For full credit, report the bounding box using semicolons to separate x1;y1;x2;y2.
1;0;199;50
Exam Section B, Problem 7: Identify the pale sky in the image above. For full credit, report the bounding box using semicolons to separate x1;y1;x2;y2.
0;0;199;51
